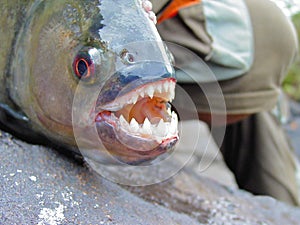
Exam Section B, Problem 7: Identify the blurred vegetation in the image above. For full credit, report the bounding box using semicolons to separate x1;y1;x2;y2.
283;13;300;101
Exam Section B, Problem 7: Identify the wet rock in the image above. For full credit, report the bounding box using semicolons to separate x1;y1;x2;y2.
0;131;198;225
127;166;300;224
0;130;300;224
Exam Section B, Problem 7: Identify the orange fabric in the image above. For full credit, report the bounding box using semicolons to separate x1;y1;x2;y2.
157;0;201;24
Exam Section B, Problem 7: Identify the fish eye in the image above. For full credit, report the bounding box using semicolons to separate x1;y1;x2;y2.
73;53;94;79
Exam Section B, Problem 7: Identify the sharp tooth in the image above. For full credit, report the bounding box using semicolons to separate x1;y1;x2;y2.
170;82;176;91
169;90;175;101
170;123;177;135
167;107;172;116
156;83;162;93
139;91;145;98
129;118;139;132
126;96;132;105
169;83;176;100
127;98;132;105
154;136;164;143
156;119;167;137
131;95;138;105
170;112;178;135
172;111;178;125
163;82;169;92
167;82;171;92
172;111;178;119
119;115;129;129
146;86;155;99
141;118;152;135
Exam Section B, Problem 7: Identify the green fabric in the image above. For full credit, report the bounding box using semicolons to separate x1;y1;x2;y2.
153;0;254;82
202;0;254;80
168;0;298;115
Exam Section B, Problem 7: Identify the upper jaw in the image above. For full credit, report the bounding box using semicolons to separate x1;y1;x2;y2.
98;78;176;111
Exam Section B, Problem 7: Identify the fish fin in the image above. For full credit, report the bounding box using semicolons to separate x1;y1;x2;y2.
0;103;29;122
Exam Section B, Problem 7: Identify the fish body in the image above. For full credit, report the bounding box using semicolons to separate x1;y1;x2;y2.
0;0;178;164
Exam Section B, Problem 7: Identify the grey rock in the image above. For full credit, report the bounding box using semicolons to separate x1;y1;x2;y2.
0;130;300;225
0;132;199;225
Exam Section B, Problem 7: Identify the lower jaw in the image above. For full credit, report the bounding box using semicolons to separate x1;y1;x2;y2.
99;139;175;165
95;118;178;164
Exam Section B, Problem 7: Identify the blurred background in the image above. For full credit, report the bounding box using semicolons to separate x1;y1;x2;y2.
277;0;300;160
284;13;300;100
276;0;300;99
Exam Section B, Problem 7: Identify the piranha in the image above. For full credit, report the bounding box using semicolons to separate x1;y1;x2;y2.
0;0;179;164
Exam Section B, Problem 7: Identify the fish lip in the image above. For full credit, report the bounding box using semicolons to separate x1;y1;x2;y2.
94;78;179;164
96;116;178;164
95;118;178;164
95;61;175;107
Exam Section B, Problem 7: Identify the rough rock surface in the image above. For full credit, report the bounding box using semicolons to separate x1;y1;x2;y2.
0;129;300;224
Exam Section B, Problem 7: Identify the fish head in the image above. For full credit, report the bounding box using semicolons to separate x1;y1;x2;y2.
10;0;178;164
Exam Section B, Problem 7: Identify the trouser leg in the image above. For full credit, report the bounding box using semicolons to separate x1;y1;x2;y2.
218;111;300;205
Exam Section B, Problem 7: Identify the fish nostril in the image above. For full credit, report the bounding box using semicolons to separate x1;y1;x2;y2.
120;49;135;65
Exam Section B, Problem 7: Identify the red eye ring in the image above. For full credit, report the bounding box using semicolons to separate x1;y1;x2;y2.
73;55;94;79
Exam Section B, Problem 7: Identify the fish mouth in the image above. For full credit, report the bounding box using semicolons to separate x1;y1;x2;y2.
94;77;178;164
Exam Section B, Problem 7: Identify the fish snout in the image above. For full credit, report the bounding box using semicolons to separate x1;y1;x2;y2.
93;61;179;164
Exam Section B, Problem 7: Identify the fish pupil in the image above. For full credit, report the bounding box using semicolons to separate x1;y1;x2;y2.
78;59;88;77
